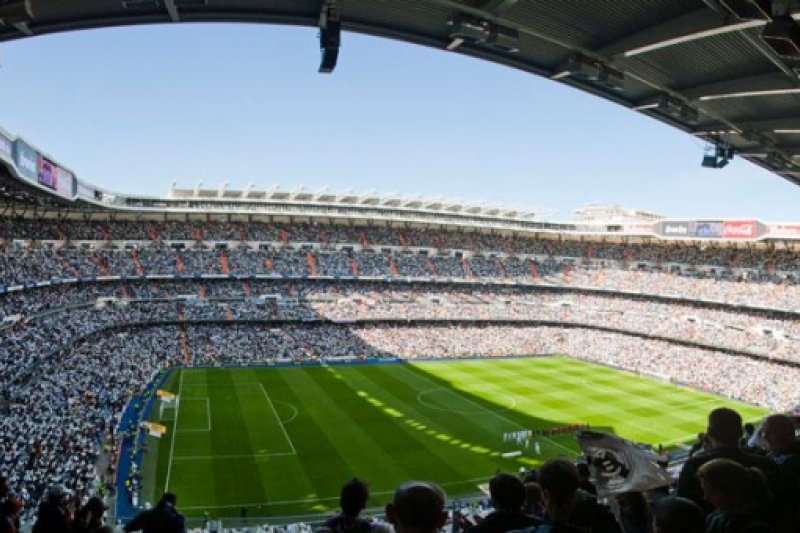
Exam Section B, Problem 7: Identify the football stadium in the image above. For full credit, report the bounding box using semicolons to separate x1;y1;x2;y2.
2;1;800;533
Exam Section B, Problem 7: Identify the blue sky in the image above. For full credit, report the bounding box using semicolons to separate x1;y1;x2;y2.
1;23;799;220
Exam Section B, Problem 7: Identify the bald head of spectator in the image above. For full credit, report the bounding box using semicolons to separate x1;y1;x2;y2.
385;482;447;533
762;414;797;454
706;408;742;448
652;496;704;533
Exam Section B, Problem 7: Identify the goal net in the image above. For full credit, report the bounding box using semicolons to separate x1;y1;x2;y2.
157;390;179;421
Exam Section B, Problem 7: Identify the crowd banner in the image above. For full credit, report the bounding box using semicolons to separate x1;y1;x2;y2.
577;431;673;497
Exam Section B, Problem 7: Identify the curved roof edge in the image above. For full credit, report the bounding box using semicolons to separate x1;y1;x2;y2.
2;124;800;243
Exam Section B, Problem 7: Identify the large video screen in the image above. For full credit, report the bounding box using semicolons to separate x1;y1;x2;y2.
38;156;59;190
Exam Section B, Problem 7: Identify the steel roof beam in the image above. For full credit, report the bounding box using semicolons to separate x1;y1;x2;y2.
678;71;799;100
596;8;752;58
698;115;800;133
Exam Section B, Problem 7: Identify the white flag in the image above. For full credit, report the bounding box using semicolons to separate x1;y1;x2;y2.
576;431;673;496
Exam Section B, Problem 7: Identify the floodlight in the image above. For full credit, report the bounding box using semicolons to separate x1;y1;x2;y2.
319;20;340;73
318;2;340;74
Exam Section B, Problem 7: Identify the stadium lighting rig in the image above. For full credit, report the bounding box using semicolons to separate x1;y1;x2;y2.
0;0;33;24
445;13;519;53
551;55;625;92
702;142;735;169
318;0;340;74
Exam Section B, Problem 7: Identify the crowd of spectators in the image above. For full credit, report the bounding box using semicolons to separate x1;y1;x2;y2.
4;242;800;311
3;219;800;531
4;277;800;363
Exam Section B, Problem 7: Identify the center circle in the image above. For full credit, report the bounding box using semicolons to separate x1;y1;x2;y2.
416;389;516;414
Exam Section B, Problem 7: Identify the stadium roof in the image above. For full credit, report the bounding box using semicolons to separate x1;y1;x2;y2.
2;1;800;183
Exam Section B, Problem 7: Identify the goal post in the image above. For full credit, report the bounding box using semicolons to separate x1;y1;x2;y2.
157;390;179;421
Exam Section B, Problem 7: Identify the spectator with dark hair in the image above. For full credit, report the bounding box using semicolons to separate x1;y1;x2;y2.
697;459;773;533
527;459;584;533
322;479;376;533
32;484;73;533
523;483;545;519
73;496;113;533
761;414;800;533
652;496;704;533
465;473;540;533
124;493;185;533
0;497;23;533
385;482;447;533
677;408;778;512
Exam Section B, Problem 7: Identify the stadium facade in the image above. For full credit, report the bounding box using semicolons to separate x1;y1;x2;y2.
1;125;799;242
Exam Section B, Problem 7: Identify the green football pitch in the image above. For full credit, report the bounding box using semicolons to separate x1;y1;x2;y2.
143;356;767;519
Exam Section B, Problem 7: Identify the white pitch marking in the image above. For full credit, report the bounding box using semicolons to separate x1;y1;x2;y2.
164;371;184;492
259;384;297;455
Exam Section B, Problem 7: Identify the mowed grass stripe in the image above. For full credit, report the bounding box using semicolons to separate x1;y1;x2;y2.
394;364;580;457
345;365;512;476
250;368;349;513
144;358;769;518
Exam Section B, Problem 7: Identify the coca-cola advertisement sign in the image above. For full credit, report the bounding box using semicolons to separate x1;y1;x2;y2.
723;220;756;239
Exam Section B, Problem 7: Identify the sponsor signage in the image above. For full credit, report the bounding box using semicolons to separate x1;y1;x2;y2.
769;224;800;238
722;220;757;239
76;182;94;199
622;223;654;234
13;139;38;181
56;166;75;199
0;131;12;162
691;221;723;238
660;221;690;237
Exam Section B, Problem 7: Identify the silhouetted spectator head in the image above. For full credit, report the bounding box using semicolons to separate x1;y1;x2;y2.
523;482;544;516
706;408;742;448
85;496;107;517
652;496;704;533
385;481;447;533
697;458;770;511
0;476;8;498
157;492;178;509
46;484;72;504
488;473;526;512
762;414;797;454
339;478;370;518
538;459;579;518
